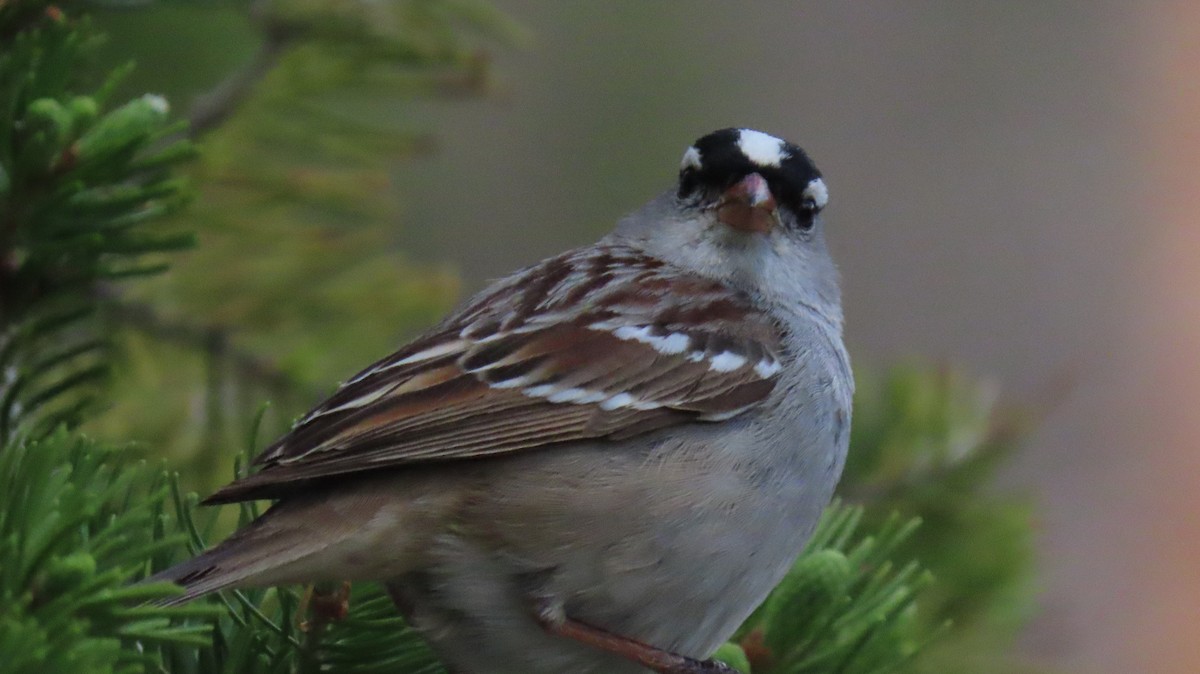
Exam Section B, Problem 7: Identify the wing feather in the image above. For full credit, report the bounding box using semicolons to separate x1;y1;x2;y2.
204;245;784;504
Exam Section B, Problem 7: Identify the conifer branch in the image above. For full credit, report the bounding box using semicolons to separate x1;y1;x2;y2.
187;32;291;139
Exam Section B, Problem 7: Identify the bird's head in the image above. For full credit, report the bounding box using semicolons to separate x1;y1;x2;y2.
614;128;838;313
676;128;827;237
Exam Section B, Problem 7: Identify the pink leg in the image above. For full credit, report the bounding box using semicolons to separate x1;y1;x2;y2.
533;599;738;674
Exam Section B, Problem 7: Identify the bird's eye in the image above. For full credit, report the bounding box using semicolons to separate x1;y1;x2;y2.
793;210;816;233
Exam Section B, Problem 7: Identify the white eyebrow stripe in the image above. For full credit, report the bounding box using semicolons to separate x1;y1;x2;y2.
680;145;702;170
737;129;787;167
803;177;829;210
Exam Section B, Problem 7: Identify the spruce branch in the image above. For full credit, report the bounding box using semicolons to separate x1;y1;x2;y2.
0;6;197;439
0;430;224;674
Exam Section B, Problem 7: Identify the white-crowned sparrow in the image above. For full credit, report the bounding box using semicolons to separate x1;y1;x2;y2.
150;128;853;674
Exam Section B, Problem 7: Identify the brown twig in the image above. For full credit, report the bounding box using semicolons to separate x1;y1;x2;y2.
187;34;291;139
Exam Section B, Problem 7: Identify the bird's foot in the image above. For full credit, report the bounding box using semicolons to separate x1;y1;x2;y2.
298;580;352;631
532;598;738;674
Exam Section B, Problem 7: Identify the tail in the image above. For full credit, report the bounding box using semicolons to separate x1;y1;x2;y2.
144;476;431;604
144;506;342;605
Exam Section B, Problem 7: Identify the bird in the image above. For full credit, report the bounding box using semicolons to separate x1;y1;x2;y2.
147;127;854;674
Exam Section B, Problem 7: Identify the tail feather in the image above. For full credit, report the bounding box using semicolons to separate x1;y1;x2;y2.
142;475;436;604
144;508;338;605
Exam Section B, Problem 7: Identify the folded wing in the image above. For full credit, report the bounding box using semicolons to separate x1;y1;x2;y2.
205;245;783;504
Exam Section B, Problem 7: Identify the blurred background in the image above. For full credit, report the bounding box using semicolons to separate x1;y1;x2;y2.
83;2;1200;673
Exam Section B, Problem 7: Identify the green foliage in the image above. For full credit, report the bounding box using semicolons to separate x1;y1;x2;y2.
724;507;938;674
842;366;1037;673
86;0;526;488
0;429;220;674
0;4;194;441
0;415;442;674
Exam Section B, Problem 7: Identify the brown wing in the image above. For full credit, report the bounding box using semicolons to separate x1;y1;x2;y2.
204;245;783;504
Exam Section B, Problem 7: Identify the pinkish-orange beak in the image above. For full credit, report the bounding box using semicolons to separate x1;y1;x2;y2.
716;172;778;234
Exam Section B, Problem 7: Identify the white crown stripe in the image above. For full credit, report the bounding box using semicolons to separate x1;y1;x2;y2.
736;129;787;167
